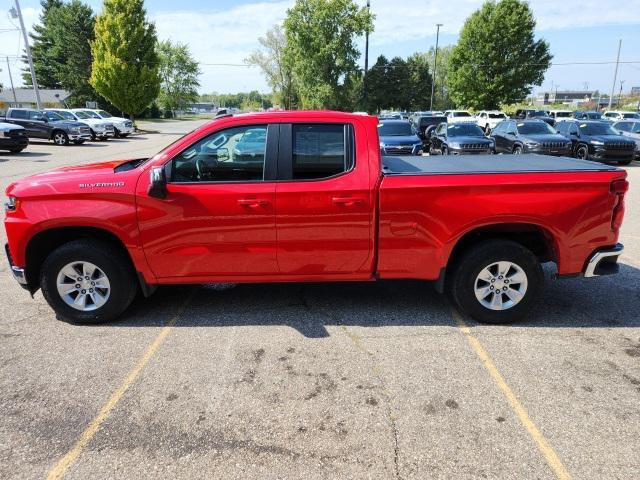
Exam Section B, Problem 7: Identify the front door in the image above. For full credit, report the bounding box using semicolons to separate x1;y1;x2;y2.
275;122;374;276
137;123;279;279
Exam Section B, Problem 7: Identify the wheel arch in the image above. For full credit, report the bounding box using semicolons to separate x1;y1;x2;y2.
24;226;137;294
49;129;67;140
436;222;557;293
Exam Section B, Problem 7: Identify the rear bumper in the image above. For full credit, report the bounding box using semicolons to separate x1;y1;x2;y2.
584;243;623;277
0;136;29;150
4;243;28;287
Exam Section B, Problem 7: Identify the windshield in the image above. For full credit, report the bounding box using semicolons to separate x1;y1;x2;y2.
452;111;471;117
582;112;602;120
81;110;101;119
447;124;485;137
622;113;640;119
488;113;505;119
52;110;76;121
516;122;556;135
378;122;413;136
528;110;548;117
75;111;91;119
97;110;113;118
45;111;65;121
579;122;618;135
554;112;572;118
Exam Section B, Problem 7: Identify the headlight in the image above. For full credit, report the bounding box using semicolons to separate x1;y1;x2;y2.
379;142;386;148
448;142;461;149
590;140;604;146
71;127;80;133
5;196;19;212
524;141;539;147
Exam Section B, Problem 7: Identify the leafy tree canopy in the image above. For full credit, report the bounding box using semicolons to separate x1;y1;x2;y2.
157;40;201;117
447;0;552;109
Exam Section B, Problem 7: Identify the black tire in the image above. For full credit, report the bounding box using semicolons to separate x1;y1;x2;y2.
575;145;589;160
618;159;632;166
448;239;543;324
513;145;523;155
485;125;491;134
90;129;97;141
73;140;85;145
114;128;121;138
9;147;25;153
40;239;138;324
52;130;69;146
442;146;449;155
119;133;129;138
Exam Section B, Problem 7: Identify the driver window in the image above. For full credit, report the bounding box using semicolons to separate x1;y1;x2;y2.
171;125;267;182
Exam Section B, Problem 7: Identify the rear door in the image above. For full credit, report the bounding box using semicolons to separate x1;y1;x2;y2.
28;110;50;138
274;122;374;276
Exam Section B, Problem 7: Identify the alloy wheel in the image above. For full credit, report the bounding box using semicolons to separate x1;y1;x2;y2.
474;261;528;311
56;261;111;311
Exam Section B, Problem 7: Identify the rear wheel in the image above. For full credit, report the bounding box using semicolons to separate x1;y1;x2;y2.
442;146;449;155
119;133;129;138
40;239;137;324
52;131;69;146
448;240;543;324
9;147;25;153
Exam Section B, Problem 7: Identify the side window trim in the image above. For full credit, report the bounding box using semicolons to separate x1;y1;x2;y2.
166;123;277;184
276;122;355;182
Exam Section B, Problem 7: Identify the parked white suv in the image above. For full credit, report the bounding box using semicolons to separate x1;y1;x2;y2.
46;108;114;141
73;109;135;137
444;110;475;124
548;110;574;121
475;110;507;133
603;111;640;122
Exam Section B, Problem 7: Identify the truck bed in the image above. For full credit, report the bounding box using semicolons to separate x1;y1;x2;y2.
381;154;620;175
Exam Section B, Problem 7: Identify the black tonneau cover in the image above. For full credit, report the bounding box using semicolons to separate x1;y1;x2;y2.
382;154;620;175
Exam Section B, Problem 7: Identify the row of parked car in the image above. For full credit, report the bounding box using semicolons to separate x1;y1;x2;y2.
0;107;136;153
378;109;640;165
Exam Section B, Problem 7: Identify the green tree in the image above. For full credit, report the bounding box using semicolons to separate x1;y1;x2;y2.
405;53;433;111
23;0;64;88
283;0;373;110
157;40;201;117
245;24;297;109
447;0;552;109
90;0;160;119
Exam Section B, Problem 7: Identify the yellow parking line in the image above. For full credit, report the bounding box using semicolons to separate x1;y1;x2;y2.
452;309;572;480
46;291;195;480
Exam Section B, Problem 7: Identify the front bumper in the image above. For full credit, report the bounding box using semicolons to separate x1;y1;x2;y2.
69;133;93;141
526;146;572;157
115;123;135;134
381;144;423;156
449;147;494;155
4;243;28;287
584;243;623;277
591;148;635;161
0;135;29;150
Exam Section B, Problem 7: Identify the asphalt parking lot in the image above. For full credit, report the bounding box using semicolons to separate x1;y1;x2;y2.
1;120;640;480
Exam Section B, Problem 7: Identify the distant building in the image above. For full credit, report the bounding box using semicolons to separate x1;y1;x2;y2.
631;86;640;95
184;102;219;114
0;88;71;108
536;90;594;105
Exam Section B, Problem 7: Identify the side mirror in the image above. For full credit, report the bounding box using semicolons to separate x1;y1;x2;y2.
148;166;167;199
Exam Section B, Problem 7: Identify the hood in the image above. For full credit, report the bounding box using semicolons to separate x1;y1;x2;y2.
0;122;24;131
449;135;493;144
588;134;635;144
519;133;569;142
380;134;421;145
6;159;136;198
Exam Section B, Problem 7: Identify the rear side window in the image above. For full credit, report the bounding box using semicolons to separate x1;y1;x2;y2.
11;110;28;119
291;124;352;180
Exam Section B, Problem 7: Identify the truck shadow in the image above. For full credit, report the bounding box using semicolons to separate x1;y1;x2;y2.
114;263;640;338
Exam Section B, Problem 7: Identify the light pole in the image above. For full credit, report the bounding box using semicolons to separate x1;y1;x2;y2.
608;39;622;110
429;23;443;111
618;80;625;108
6;57;18;104
363;0;370;108
11;0;42;109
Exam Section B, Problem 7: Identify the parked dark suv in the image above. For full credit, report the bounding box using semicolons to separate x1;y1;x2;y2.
573;111;603;121
1;108;92;145
514;109;555;126
410;114;447;148
556;120;636;165
491;119;571;156
429;122;494;155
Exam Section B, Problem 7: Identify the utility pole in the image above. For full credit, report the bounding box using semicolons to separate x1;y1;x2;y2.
6;57;18;104
429;23;443;111
363;0;370;109
12;0;42;109
618;80;625;108
608;39;622;110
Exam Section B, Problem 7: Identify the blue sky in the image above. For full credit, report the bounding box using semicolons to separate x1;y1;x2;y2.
1;0;639;98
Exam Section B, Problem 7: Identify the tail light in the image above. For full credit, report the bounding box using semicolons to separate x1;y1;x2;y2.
610;179;629;231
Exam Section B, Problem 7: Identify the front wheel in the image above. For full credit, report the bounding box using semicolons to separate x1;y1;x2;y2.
575;145;589;160
9;147;25;153
618;159;632;166
52;131;69;146
442;146;449;155
73;140;85;145
40;239;138;324
448;240;543;324
513;145;523;155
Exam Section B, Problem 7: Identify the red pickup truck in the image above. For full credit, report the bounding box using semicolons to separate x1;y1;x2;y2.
4;111;628;324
